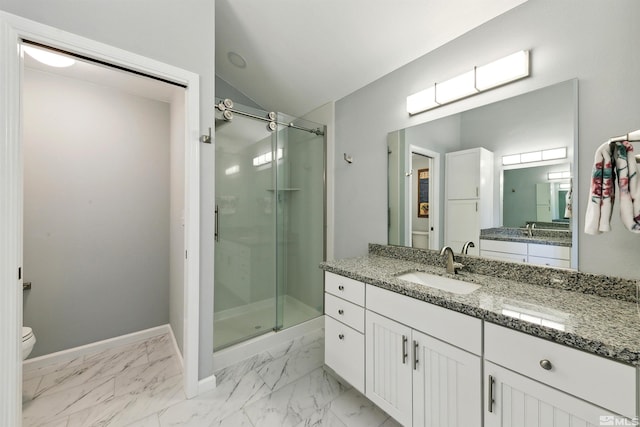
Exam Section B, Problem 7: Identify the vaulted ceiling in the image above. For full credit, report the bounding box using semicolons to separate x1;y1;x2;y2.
215;0;527;115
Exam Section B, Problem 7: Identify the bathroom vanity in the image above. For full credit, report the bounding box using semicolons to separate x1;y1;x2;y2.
322;245;640;427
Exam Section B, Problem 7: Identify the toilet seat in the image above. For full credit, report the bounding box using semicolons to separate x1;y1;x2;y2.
22;327;33;342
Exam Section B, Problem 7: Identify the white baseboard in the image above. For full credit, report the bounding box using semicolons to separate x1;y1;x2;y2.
212;316;324;372
198;374;217;395
167;325;184;368
23;325;171;371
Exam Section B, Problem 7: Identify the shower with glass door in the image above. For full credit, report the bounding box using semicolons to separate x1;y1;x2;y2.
213;98;326;350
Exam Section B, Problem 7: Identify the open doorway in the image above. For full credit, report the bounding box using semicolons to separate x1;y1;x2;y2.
0;14;202;423
408;146;440;250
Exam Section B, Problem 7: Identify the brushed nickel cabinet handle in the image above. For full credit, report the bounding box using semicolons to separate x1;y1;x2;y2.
413;340;419;370
540;359;553;370
402;335;408;364
338;334;344;340
488;374;495;413
338;285;344;291
338;309;344;315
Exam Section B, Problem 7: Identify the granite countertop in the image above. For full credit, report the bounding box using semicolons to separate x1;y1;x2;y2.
480;233;572;246
321;253;640;366
480;227;572;247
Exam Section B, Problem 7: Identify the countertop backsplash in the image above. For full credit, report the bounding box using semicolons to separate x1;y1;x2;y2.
368;243;638;303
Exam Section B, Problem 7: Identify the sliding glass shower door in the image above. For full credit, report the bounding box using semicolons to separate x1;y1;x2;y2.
214;101;325;351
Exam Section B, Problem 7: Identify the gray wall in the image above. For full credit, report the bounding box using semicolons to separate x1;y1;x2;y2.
23;68;170;357
334;0;640;280
216;75;263;110
0;0;215;377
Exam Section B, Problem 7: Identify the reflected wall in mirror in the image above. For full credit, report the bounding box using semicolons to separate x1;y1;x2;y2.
387;79;578;269
503;164;571;227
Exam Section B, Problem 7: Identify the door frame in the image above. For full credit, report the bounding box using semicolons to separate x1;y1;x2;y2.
0;12;201;423
406;145;440;250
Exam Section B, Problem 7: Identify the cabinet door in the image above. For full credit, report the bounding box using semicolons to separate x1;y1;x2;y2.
446;150;480;200
325;316;364;393
445;200;480;255
485;361;620;427
366;311;413;426
412;330;481;427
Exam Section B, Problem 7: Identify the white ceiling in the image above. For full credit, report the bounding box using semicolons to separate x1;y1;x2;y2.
215;0;528;116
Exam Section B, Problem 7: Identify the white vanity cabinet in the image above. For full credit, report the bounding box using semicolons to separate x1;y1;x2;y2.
484;323;637;426
324;272;365;393
445;147;494;255
480;239;570;268
365;285;482;427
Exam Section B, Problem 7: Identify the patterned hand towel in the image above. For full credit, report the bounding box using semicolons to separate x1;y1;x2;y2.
612;141;640;232
585;141;640;234
585;141;615;234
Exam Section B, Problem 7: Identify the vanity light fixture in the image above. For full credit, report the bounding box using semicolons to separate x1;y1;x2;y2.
23;45;76;68
501;147;567;166
548;171;571;180
406;50;530;115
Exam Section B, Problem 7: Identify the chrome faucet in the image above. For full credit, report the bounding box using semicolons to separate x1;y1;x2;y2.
526;223;532;237
461;241;475;255
440;246;456;274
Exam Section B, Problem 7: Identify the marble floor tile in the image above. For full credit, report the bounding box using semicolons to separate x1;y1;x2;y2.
115;354;182;397
24;415;70;427
145;334;175;363
23;355;85;381
23;376;115;426
126;412;161;427
35;340;149;398
257;338;324;391
212;410;254;427
267;328;325;359
329;388;390;427
379;415;403;427
213;350;273;386
23;375;42;403
158;369;270;426
293;406;347;427
67;373;184;427
244;367;349;427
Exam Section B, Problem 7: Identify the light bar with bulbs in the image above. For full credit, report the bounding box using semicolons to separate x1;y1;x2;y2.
407;50;530;115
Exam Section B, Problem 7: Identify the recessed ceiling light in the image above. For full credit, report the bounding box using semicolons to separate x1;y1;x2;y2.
23;45;76;68
227;51;247;69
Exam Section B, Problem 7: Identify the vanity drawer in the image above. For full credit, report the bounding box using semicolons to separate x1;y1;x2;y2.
528;243;570;260
325;272;365;306
325;292;365;332
527;255;570;268
366;284;482;355
325;316;365;393
480;239;527;255
485;323;636;418
480;249;527;263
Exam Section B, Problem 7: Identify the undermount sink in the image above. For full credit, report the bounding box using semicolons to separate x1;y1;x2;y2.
395;271;481;295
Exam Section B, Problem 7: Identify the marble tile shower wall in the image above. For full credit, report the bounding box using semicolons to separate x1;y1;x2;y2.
369;244;639;303
22;330;400;427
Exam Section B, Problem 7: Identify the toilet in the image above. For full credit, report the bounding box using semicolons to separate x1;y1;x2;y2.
22;327;36;360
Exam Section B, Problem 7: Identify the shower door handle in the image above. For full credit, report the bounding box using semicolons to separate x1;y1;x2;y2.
214;205;219;242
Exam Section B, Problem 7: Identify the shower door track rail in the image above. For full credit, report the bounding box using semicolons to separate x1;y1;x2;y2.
215;99;325;136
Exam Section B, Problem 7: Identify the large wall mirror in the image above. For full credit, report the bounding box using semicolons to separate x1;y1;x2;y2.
388;79;578;269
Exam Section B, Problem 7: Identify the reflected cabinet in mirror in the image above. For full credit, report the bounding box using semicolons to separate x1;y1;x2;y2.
388;79;578;269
